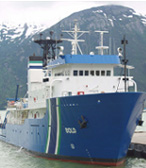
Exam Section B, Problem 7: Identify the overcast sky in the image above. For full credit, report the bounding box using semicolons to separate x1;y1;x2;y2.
0;1;146;27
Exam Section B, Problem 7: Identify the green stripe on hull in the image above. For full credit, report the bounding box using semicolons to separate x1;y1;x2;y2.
29;61;42;63
45;99;51;153
56;98;61;155
45;98;61;155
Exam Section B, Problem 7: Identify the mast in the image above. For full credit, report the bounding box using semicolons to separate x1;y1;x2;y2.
121;35;128;92
34;32;62;67
95;31;109;55
62;20;89;55
15;84;19;102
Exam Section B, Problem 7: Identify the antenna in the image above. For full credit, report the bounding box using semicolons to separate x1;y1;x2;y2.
34;32;62;67
121;35;128;92
95;31;109;55
62;20;89;55
15;84;19;102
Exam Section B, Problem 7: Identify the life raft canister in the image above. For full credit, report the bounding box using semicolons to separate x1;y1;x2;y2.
10;101;15;106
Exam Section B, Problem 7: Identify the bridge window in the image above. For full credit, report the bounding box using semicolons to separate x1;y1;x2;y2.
73;70;78;76
96;70;100;76
72;70;111;77
101;70;105;76
106;70;111;76
90;70;94;76
85;70;89;76
79;70;83;76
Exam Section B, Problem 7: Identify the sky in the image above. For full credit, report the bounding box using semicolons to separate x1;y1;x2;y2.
0;1;146;27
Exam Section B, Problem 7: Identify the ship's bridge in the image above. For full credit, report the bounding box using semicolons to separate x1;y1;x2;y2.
42;54;136;98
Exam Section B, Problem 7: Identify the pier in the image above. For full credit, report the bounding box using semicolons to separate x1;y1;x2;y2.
128;132;146;158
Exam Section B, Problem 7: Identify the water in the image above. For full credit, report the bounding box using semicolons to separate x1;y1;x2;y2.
0;113;146;167
0;140;145;168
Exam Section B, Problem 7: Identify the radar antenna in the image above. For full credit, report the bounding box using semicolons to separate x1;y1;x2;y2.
95;31;109;55
62;20;89;55
34;32;62;67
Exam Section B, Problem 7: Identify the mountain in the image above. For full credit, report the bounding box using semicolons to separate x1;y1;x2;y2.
0;23;47;108
0;5;146;109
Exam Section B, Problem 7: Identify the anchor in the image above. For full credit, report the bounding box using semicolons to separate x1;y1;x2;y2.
78;115;87;129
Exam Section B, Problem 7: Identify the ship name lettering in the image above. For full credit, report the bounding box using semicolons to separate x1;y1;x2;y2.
65;127;77;134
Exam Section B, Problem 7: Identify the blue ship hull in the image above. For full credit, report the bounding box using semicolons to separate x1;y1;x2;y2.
0;92;146;166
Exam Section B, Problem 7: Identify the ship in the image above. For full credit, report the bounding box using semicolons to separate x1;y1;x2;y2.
0;21;146;166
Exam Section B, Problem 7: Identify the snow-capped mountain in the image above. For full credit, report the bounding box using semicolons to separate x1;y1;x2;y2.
92;7;146;28
55;5;146;34
0;22;48;42
0;22;50;109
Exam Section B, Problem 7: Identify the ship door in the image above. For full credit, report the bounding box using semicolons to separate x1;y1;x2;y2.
34;113;37;119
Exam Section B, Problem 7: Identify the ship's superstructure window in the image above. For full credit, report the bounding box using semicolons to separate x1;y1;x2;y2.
106;70;111;76
79;70;83;76
54;70;70;76
85;70;89;76
68;92;72;96
43;78;49;82
44;71;47;77
73;70;112;77
101;70;105;76
55;72;64;76
96;70;100;76
73;70;78;76
90;70;94;76
48;71;51;76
